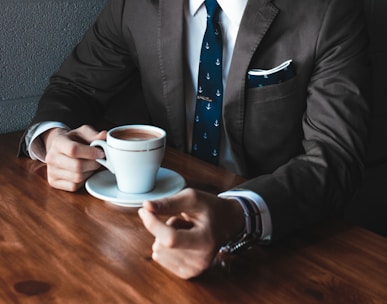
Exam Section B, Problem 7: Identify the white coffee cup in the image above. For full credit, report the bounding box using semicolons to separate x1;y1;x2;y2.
90;125;166;194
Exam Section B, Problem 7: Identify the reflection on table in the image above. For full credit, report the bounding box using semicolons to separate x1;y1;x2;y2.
0;131;386;303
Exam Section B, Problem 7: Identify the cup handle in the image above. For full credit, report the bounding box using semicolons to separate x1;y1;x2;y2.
90;140;115;174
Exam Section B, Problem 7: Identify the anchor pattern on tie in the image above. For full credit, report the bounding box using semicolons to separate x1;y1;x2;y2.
192;0;223;164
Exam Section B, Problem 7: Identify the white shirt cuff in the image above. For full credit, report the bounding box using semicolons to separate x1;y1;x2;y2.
218;189;272;242
25;122;69;162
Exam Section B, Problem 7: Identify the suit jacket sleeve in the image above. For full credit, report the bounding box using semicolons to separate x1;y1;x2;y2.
237;0;371;241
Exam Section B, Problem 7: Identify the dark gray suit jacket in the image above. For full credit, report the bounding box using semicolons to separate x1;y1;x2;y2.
23;0;371;241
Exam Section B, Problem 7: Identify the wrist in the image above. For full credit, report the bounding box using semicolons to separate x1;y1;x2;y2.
219;196;261;254
225;198;246;242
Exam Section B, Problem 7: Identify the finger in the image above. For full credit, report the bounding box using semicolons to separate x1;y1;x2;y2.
139;208;200;248
54;135;104;160
143;188;200;215
53;125;105;160
47;176;86;192
47;168;94;191
47;161;96;184
151;249;190;279
46;149;101;173
166;216;194;229
139;208;205;249
138;208;177;243
69;125;106;144
151;241;210;279
47;162;96;191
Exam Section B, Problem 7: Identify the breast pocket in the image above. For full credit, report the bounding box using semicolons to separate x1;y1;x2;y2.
243;76;305;172
246;76;297;105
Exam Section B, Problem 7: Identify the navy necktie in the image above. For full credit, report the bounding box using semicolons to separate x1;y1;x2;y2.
191;0;223;164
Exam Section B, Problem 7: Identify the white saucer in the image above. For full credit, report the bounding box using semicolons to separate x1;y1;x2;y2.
85;168;186;207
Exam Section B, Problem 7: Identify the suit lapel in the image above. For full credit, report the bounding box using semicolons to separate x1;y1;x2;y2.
155;0;279;160
158;0;186;150
223;0;278;174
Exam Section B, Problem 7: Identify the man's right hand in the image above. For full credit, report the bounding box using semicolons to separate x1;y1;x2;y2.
43;125;107;192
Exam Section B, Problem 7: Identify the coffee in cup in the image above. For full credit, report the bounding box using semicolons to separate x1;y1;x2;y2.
110;128;161;141
90;125;166;194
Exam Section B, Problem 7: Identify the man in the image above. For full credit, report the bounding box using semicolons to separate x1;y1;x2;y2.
20;0;370;279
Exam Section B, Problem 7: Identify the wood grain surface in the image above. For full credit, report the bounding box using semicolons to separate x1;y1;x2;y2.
0;131;386;304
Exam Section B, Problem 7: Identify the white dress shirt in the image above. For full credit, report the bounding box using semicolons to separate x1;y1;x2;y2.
26;0;272;241
185;0;271;241
184;0;246;173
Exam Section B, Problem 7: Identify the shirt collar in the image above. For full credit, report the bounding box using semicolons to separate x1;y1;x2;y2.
189;0;248;26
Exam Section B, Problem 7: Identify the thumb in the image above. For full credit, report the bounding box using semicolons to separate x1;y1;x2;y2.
94;130;107;141
143;188;198;215
69;125;106;144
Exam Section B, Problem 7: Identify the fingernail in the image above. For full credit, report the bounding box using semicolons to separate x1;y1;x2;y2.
97;150;105;159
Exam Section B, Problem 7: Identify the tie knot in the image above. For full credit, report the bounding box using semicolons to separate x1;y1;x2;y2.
205;0;221;21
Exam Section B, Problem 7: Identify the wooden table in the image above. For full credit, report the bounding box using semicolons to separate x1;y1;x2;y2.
0;131;386;303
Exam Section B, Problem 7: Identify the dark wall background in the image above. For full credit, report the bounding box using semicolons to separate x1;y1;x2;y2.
0;0;107;133
344;0;387;237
